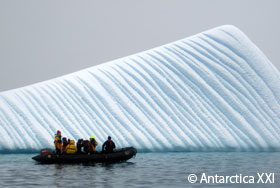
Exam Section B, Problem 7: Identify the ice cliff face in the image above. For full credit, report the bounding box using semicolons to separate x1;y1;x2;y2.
1;25;280;153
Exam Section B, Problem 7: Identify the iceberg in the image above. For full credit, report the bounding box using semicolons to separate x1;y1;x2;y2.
1;25;280;153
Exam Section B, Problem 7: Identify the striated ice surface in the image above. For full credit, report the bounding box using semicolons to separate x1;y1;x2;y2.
1;25;280;153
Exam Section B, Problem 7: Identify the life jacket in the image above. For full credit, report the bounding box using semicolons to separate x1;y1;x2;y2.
104;139;115;151
65;140;77;154
54;136;62;149
107;139;115;148
108;140;113;147
89;139;98;151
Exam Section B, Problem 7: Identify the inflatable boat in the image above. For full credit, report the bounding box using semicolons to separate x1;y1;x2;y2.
32;147;137;164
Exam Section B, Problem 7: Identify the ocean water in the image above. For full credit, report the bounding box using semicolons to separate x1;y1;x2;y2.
0;152;279;188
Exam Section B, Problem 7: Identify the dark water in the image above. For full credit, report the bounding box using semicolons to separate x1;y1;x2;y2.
0;152;279;188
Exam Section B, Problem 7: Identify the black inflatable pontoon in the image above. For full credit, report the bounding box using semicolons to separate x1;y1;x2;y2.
32;147;137;164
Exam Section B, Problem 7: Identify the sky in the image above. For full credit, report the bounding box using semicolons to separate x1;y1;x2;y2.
0;0;279;92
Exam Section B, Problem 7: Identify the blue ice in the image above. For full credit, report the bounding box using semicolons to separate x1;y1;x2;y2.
1;25;280;153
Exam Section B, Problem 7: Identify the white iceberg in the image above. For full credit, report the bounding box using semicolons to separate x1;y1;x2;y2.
1;25;280;152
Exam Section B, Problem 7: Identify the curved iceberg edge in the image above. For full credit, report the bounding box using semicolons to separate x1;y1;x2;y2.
1;25;280;153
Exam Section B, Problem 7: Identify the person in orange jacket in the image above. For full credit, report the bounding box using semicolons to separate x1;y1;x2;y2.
54;130;62;154
89;136;98;153
65;140;77;154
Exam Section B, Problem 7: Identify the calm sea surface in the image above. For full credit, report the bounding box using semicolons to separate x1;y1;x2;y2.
0;152;279;188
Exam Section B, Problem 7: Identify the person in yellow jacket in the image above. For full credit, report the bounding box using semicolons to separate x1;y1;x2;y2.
65;140;77;154
54;130;62;154
89;136;98;153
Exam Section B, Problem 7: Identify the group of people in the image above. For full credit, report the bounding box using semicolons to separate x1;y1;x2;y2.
54;130;116;155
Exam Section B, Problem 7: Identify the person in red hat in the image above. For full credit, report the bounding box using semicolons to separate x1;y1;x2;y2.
54;130;62;154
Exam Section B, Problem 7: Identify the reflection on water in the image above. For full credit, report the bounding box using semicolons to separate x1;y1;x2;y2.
0;153;279;188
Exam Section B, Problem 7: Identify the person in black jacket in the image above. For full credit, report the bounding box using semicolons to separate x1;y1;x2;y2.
102;136;116;153
76;139;83;154
83;140;90;154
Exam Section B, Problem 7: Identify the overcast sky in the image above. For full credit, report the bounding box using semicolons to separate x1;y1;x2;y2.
0;0;279;92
